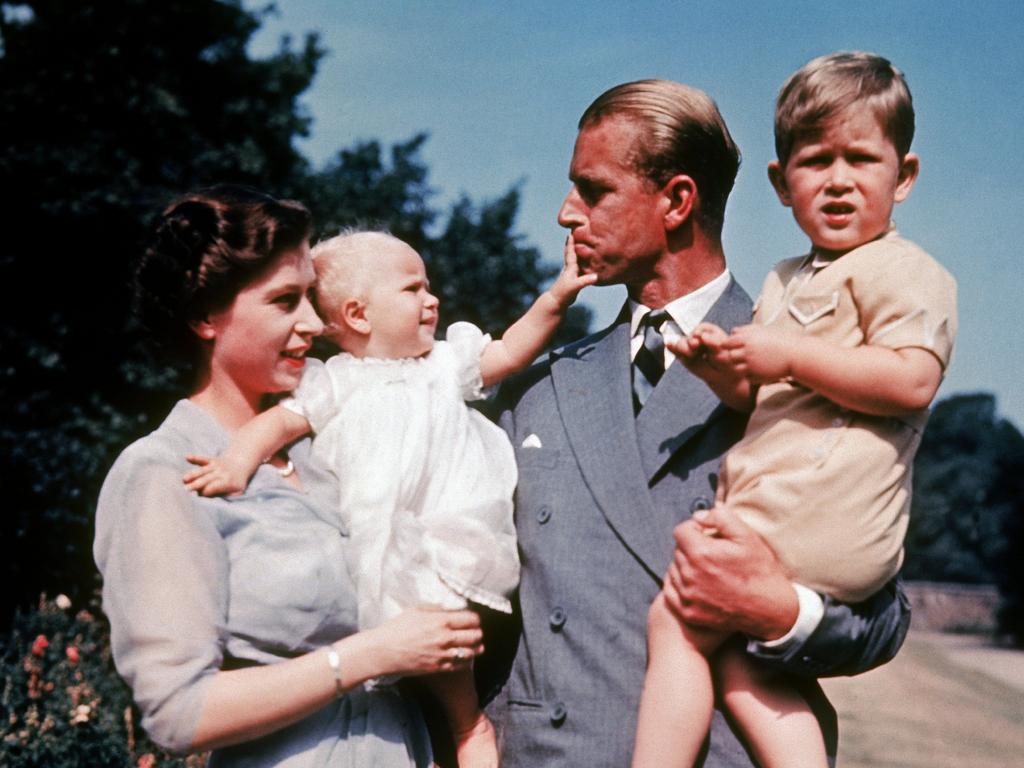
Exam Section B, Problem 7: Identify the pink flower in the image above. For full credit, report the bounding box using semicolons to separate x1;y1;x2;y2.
137;754;157;768
65;646;80;665
31;634;49;657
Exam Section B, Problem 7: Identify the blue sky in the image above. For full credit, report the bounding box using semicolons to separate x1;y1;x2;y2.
251;0;1024;429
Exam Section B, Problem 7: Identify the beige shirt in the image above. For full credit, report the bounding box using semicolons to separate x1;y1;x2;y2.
720;228;957;602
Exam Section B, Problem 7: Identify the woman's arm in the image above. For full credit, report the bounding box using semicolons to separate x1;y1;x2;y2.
191;606;483;752
479;235;596;387
183;404;311;495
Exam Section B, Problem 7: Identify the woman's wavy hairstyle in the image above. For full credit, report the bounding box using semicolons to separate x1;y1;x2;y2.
133;184;312;367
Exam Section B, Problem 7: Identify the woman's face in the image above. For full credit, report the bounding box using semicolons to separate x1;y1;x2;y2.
201;244;323;406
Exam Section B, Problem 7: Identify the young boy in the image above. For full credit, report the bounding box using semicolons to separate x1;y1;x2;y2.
631;52;957;768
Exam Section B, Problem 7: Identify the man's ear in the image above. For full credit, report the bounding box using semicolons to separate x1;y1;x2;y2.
341;298;370;335
767;161;792;207
189;316;217;340
663;174;697;231
893;153;920;204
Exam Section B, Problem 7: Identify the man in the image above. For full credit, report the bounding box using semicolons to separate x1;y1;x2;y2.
484;80;910;766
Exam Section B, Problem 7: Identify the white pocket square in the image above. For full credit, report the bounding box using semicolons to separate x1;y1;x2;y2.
521;433;542;449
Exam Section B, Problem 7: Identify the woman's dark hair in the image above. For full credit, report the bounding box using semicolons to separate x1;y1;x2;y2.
133;184;312;366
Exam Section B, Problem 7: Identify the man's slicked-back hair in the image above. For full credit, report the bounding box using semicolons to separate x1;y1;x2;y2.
579;79;741;237
775;51;915;165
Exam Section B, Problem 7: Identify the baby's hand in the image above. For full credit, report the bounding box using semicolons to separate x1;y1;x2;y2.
454;712;499;768
183;455;250;496
547;234;599;310
720;324;795;383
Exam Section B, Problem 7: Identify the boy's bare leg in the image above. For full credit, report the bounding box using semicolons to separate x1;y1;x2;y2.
423;667;498;768
717;644;828;768
631;592;727;768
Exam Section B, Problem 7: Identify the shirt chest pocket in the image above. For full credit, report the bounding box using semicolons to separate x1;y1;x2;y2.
788;290;840;327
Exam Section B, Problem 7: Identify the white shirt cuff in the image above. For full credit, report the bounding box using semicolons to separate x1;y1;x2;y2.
746;582;825;655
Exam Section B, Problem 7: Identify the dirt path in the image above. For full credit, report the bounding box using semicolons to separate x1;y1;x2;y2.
820;631;1024;767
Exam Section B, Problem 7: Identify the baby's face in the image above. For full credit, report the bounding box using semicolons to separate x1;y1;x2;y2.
770;108;918;256
362;241;439;359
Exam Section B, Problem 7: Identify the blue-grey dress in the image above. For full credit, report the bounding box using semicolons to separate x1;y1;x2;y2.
94;400;433;767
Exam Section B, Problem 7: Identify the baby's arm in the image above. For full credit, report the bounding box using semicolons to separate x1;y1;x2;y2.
721;324;942;416
183;405;312;496
668;323;756;412
478;234;597;387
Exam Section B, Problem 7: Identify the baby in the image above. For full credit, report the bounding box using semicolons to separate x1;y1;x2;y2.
632;53;957;767
184;230;595;767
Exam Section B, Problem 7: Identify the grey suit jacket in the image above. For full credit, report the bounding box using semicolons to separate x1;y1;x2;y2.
484;280;910;767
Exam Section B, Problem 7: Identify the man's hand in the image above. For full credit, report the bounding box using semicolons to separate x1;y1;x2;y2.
183;454;250;496
546;234;598;310
662;504;798;641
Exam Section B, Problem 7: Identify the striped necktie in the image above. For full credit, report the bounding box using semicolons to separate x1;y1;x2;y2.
632;309;670;413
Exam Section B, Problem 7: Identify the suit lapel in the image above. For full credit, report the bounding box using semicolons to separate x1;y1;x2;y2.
635;278;754;482
550;314;667;578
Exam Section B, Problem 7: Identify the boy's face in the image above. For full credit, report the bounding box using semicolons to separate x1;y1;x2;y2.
768;108;919;256
363;240;439;359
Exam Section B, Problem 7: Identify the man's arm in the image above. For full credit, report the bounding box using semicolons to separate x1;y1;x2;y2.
663;505;910;678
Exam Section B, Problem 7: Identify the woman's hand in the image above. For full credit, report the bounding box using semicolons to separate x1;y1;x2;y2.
362;605;484;678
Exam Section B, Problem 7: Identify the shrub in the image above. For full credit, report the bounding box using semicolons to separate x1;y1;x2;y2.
1;593;205;768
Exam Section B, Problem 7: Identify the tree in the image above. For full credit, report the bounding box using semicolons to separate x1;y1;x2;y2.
905;394;1023;586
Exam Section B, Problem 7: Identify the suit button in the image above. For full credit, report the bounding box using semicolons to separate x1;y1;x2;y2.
550;702;567;726
549;606;567;630
536;506;552;524
690;496;712;513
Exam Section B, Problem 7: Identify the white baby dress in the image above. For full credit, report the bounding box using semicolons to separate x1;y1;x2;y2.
283;322;520;630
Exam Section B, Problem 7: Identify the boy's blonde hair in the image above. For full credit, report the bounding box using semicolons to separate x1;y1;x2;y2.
310;229;393;336
775;51;914;165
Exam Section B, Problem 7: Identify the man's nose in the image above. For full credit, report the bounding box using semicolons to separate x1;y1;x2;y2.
557;188;584;229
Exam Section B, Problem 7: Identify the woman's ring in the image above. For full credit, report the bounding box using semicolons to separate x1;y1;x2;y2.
451;647;469;661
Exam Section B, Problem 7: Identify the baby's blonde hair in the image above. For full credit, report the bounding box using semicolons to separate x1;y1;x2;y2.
775;51;914;165
310;229;395;337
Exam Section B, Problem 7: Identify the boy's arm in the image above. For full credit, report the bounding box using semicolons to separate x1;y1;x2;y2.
668;323;756;412
723;324;942;416
479;236;597;387
184;404;311;496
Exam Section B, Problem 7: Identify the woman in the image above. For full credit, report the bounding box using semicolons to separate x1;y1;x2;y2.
94;184;483;767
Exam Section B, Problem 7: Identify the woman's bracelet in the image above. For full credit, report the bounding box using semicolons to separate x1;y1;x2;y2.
325;646;345;699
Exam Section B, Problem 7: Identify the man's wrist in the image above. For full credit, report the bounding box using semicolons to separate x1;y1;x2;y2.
747;582;824;656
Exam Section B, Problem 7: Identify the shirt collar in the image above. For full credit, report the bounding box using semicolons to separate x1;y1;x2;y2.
629;269;732;337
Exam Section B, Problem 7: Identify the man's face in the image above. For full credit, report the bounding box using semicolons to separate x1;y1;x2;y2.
558;116;668;288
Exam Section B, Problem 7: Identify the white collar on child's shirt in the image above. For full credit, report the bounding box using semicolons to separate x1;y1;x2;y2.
628;269;732;364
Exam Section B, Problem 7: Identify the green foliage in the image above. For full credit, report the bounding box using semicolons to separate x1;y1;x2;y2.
1;594;205;767
905;393;1024;643
0;0;589;625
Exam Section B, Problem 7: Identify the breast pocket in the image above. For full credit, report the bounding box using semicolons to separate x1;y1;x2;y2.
788;291;839;327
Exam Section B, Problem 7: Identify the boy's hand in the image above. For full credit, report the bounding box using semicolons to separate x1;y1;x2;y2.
546;234;599;310
183;455;249;496
667;323;755;412
720;324;797;383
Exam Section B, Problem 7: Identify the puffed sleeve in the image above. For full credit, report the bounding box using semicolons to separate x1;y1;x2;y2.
94;445;228;754
444;321;492;401
280;356;344;434
856;240;958;369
